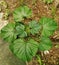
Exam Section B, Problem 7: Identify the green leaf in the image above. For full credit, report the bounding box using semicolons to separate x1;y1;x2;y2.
10;39;39;61
42;0;53;4
29;20;41;35
39;37;52;51
16;23;27;37
13;6;32;22
0;22;16;43
39;17;57;37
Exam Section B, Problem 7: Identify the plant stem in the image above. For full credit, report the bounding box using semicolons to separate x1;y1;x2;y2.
36;55;42;65
26;61;29;65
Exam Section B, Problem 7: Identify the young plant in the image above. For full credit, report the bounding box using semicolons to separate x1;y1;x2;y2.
0;6;57;64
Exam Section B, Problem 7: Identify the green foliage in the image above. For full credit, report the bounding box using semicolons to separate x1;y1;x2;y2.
29;20;41;35
0;5;57;62
0;22;17;43
42;0;53;4
10;39;39;61
15;23;27;37
39;37;52;51
13;6;32;22
39;17;57;37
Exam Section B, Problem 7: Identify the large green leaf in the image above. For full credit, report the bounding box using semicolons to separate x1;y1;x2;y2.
29;20;41;35
39;17;57;37
10;39;39;61
39;37;52;51
16;23;27;37
13;6;32;22
0;22;17;43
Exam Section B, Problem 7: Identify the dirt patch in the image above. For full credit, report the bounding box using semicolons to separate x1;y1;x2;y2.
42;44;59;65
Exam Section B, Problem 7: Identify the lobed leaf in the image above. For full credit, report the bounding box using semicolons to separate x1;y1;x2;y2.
13;6;32;22
0;22;17;43
16;23;27;37
39;17;57;37
10;39;39;61
29;20;41;35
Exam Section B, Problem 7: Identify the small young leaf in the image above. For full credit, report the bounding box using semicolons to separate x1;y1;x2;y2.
29;20;41;35
39;17;57;37
16;23;27;37
10;39;39;61
13;6;32;22
0;22;17;43
39;37;52;51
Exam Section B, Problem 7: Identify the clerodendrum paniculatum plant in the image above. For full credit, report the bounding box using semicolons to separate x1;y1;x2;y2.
0;6;57;62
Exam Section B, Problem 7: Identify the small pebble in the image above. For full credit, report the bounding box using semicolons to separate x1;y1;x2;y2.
44;50;49;55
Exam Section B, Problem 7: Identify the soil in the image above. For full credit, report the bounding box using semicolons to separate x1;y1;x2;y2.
0;0;59;65
0;38;26;65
